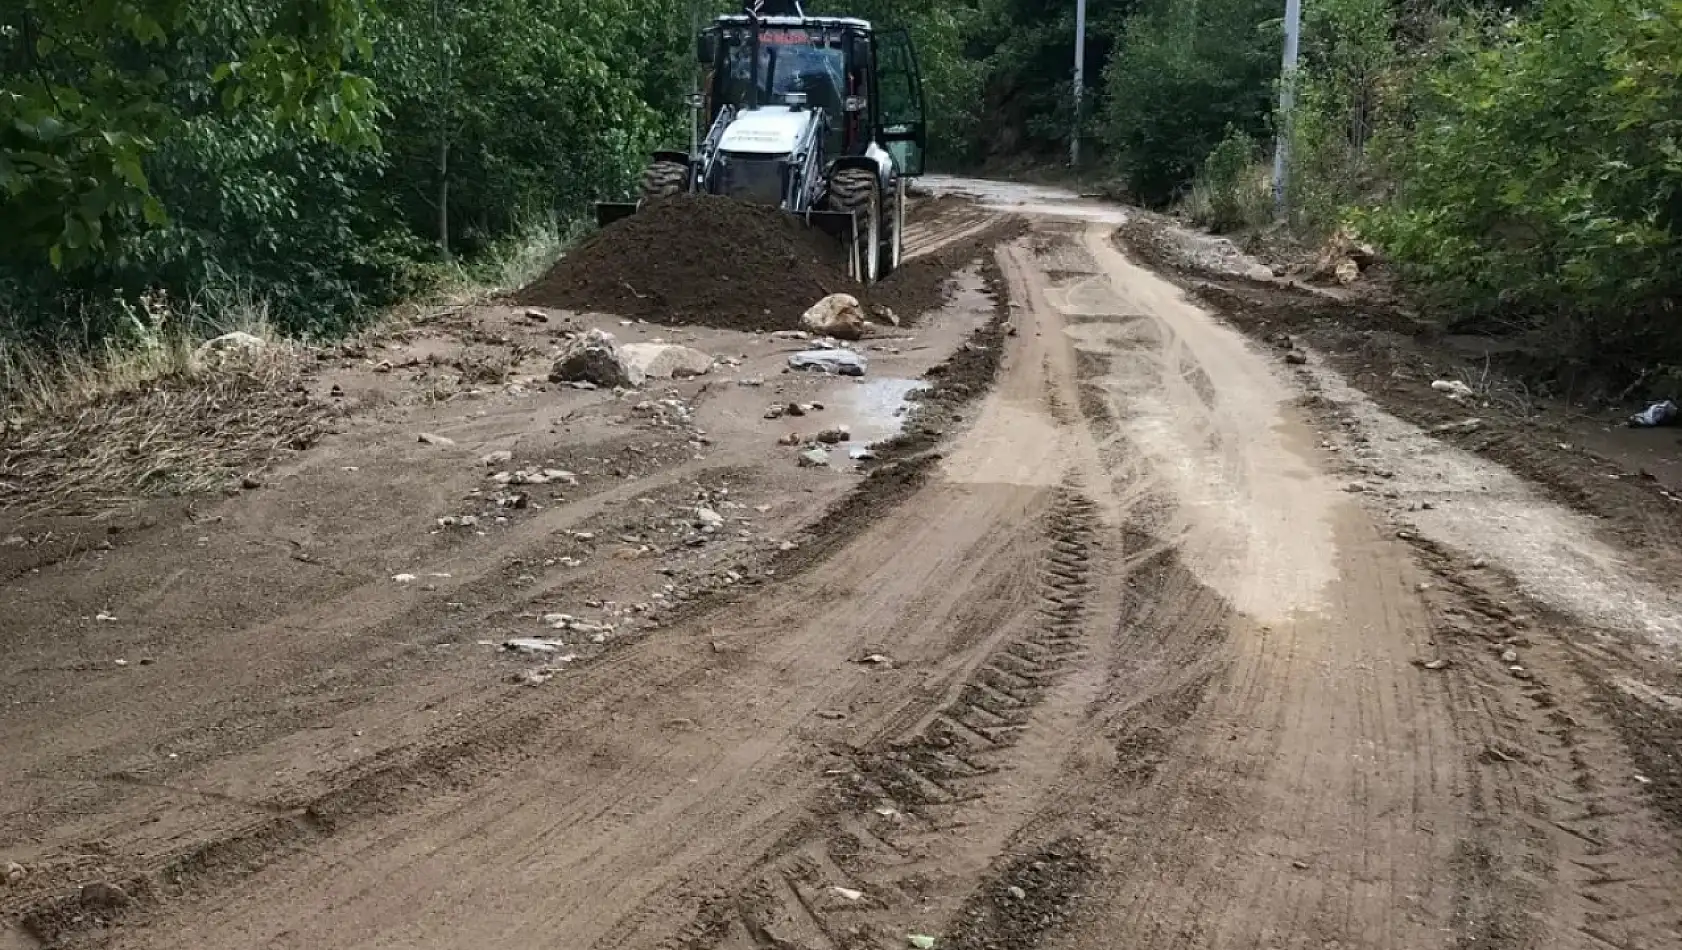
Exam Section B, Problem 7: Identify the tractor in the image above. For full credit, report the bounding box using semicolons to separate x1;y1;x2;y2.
595;0;927;283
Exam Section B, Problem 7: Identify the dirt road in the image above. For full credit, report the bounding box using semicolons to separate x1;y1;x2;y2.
4;183;1681;950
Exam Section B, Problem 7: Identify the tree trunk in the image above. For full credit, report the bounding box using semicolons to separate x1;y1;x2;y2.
435;0;453;259
437;136;450;258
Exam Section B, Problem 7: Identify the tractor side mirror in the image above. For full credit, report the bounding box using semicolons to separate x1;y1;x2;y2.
697;33;717;64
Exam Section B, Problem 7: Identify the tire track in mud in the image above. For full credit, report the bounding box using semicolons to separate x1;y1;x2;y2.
1405;540;1682;950
2;303;1022;950
662;481;1115;950
933;502;1234;950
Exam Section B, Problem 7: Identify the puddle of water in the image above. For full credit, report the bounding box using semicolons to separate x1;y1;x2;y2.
840;377;927;446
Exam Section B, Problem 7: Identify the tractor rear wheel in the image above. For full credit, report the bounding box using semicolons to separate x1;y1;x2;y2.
639;159;689;203
828;168;881;284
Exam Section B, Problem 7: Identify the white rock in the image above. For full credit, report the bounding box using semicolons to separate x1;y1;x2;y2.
4;861;25;885
192;331;268;370
1431;379;1474;400
695;507;726;529
481;450;514;466
798;447;831;467
392;573;418;583
619;343;715;380
801;293;867;340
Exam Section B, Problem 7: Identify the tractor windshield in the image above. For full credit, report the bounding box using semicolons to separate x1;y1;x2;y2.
721;34;846;129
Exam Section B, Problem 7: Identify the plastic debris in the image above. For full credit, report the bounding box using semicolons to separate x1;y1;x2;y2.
789;349;867;376
1431;379;1474;400
1629;400;1678;428
503;638;566;654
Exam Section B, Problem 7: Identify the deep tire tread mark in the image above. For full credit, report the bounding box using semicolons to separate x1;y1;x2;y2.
673;482;1106;950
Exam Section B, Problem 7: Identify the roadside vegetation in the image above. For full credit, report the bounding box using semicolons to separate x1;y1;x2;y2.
0;0;686;358
894;0;1682;394
3;0;1678;403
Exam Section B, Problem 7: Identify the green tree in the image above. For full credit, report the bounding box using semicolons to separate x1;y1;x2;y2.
1099;0;1279;204
1364;0;1682;373
0;0;380;268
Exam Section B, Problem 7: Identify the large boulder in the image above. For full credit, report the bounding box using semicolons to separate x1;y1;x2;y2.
549;329;642;388
619;343;714;381
192;331;268;370
800;293;867;341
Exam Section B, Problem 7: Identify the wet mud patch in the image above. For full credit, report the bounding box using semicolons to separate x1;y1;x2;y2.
1116;219;1682;579
653;262;1010;626
870;260;1010;459
873;218;1027;325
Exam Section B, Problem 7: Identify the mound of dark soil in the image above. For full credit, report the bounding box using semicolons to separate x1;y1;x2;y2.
517;194;859;332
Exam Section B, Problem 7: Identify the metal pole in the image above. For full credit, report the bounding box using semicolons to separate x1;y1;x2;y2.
690;0;701;159
1071;0;1087;168
1273;0;1302;218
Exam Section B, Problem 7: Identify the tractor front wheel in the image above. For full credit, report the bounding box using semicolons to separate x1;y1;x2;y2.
828;168;882;284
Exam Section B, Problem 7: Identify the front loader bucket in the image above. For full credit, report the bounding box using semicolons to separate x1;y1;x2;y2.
595;202;640;229
803;209;863;281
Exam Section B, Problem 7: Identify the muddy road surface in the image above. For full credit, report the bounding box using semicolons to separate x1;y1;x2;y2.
4;182;1682;950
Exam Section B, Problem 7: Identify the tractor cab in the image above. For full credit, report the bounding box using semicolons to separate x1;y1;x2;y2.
698;13;925;176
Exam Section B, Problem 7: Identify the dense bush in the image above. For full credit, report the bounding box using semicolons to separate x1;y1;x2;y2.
1098;0;1279;205
1;0;688;345
8;0;1678;384
1362;0;1682;369
1186;127;1271;233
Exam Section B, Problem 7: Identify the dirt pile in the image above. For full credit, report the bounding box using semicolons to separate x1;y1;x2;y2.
517;194;859;332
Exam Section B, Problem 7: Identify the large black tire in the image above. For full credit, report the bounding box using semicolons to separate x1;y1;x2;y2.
639;159;689;203
827;168;882;283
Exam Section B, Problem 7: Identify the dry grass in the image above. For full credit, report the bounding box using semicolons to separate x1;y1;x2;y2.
0;223;571;519
0;303;326;517
1181;162;1276;235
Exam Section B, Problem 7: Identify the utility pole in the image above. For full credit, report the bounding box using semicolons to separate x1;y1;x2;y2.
435;0;452;259
1071;0;1087;168
690;0;702;160
1273;0;1302;219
